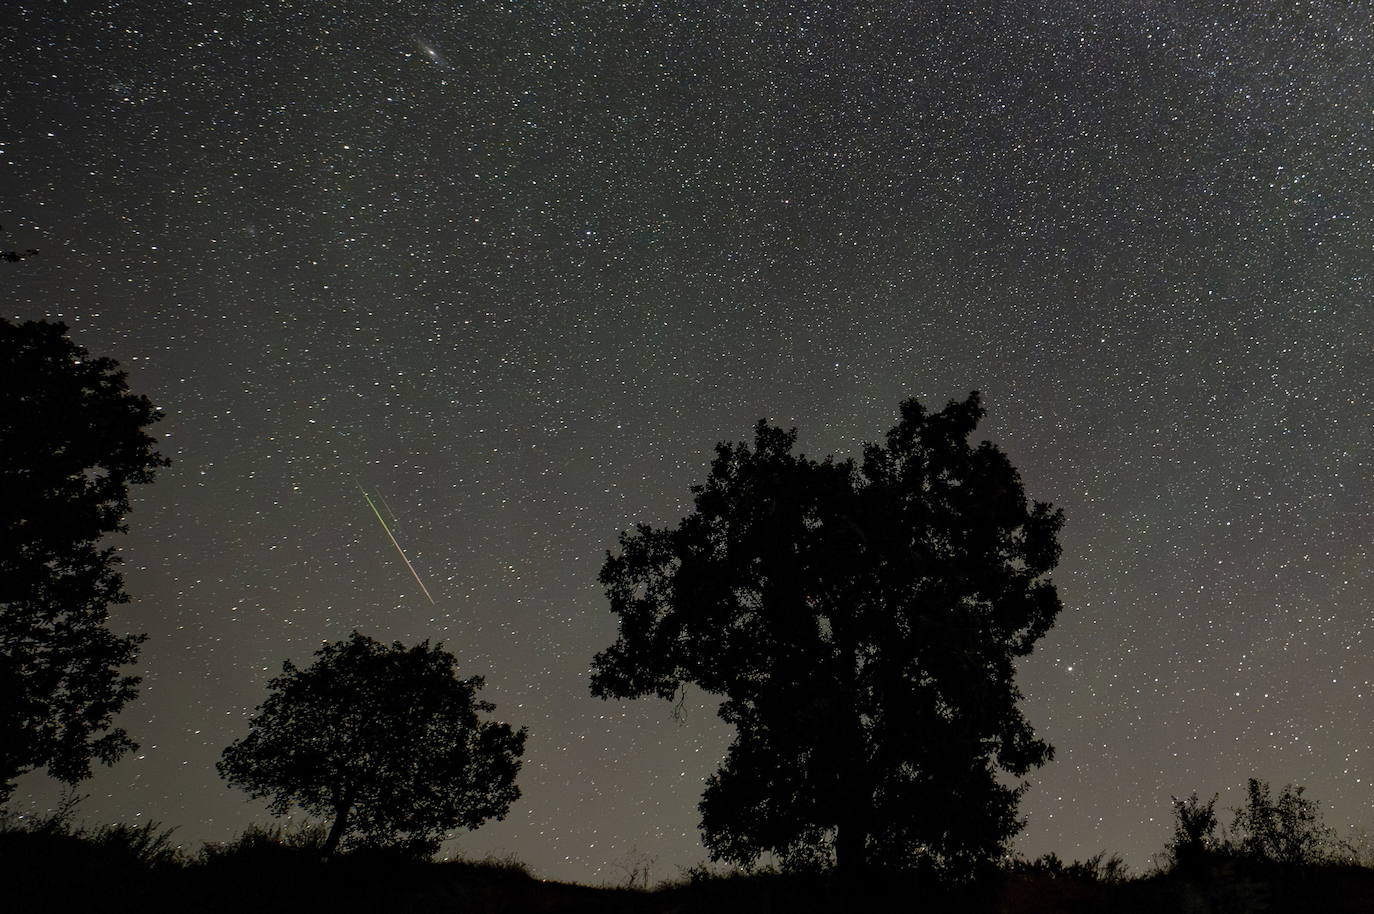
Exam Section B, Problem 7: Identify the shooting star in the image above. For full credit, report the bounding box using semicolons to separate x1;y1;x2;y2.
357;482;436;605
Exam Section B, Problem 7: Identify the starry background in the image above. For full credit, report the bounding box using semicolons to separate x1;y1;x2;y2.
4;0;1372;883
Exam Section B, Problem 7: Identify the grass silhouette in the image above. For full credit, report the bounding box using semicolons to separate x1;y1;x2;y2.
5;799;1374;913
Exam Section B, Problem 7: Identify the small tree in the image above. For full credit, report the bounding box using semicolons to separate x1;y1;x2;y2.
218;632;526;858
591;393;1063;878
0;319;168;802
1229;778;1342;866
1166;792;1220;871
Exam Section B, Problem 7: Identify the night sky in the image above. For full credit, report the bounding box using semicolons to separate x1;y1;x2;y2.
5;0;1372;884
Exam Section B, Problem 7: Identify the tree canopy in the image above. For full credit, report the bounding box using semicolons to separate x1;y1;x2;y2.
590;393;1064;877
0;319;167;802
218;632;527;859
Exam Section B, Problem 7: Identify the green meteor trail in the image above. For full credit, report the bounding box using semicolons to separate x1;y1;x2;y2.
357;482;436;605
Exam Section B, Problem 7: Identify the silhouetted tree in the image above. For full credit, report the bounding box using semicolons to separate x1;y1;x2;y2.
0;319;167;803
1166;792;1221;871
590;393;1064;879
218;632;527;859
1229;778;1343;865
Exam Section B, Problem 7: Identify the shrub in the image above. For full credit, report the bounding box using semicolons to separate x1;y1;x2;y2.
86;820;183;868
438;851;533;880
1007;851;1127;883
0;795;182;869
1229;778;1345;866
199;822;327;866
1167;792;1221;871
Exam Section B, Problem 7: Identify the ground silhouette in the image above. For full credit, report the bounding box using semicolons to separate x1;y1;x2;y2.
4;811;1374;914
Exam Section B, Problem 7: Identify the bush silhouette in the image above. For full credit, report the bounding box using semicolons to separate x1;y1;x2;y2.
198;822;328;867
1229;778;1345;866
1008;851;1128;883
1163;779;1353;874
1166;792;1221;871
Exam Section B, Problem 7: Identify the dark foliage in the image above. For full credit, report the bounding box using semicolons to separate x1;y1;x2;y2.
0;319;168;802
1164;779;1350;873
1166;792;1221;871
1007;851;1128;884
198;822;328;867
3;809;1374;914
1;794;182;869
218;632;527;858
1228;778;1345;866
590;393;1064;878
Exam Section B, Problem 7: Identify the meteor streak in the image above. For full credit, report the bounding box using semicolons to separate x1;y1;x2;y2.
357;482;436;605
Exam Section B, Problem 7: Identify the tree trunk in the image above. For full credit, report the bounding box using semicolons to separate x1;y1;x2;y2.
321;803;351;858
835;813;867;877
833;642;869;884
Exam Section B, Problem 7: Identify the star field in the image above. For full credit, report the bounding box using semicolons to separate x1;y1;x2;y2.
4;0;1372;882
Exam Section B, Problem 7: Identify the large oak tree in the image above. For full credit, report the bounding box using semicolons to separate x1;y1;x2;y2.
591;393;1063;878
